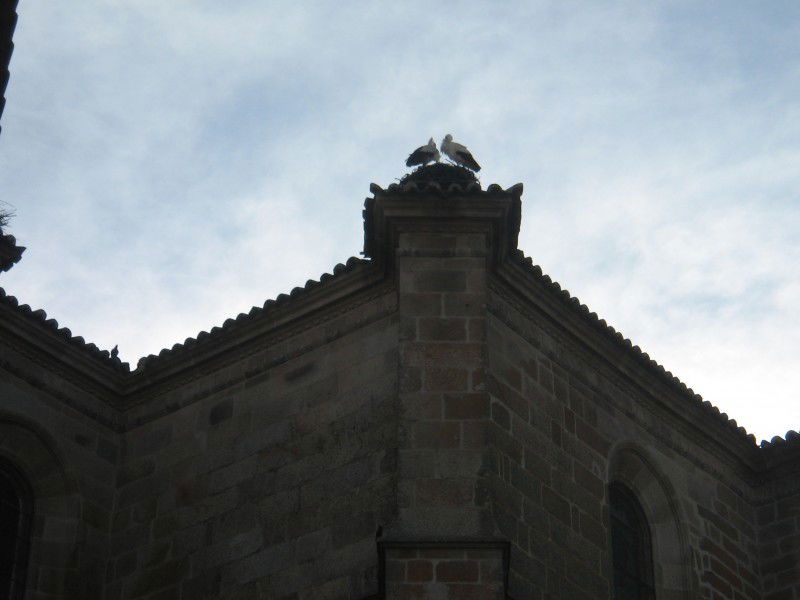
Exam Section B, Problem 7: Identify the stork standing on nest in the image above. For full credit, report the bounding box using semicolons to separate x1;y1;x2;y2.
406;137;440;167
440;134;481;172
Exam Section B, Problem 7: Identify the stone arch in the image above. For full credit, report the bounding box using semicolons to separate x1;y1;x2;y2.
0;414;84;598
607;442;694;599
0;455;33;599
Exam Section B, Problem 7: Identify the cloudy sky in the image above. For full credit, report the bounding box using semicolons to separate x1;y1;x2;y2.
1;2;798;442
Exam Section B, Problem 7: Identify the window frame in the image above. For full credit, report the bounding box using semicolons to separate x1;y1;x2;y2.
609;481;656;600
0;457;33;600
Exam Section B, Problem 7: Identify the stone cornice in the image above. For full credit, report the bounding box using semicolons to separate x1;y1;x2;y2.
0;298;126;393
363;178;522;267
120;259;392;411
0;288;131;371
0;257;394;427
757;440;800;484
489;256;765;480
0;299;125;431
1;172;796;477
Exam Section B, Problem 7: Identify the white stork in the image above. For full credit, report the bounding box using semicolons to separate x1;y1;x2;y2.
440;134;481;172
406;138;440;167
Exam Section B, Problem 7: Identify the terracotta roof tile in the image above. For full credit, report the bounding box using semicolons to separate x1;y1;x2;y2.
0;287;130;372
2;256;371;375
0;237;790;452
134;256;370;370
508;249;760;449
761;430;800;449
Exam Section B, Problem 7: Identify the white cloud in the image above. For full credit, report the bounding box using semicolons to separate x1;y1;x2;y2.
1;1;798;441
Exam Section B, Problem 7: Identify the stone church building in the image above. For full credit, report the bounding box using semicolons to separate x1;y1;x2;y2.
1;162;799;599
3;7;800;599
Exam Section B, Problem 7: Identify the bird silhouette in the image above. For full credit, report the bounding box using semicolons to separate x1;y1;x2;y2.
406;137;440;167
440;134;481;172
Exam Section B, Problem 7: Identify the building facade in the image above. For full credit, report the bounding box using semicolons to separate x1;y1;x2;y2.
1;165;799;599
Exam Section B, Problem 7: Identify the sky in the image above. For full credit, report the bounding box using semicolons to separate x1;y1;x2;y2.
1;2;798;443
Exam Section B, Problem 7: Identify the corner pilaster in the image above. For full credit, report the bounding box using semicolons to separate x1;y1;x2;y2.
363;171;522;598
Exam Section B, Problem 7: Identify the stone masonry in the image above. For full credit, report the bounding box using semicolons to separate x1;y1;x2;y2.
1;165;800;599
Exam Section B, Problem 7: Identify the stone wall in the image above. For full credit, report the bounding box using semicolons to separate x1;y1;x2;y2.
370;184;521;599
757;447;800;600
2;174;800;599
394;229;492;540
0;316;120;600
485;262;765;600
485;297;614;599
106;289;399;599
382;542;506;599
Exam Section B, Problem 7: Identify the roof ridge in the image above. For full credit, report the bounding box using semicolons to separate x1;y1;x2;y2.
0;287;130;372
0;249;785;451
369;181;523;198
760;430;800;449
507;249;760;449
2;256;371;374
134;256;371;370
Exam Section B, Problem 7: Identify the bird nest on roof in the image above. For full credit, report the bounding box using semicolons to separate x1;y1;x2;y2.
399;163;479;188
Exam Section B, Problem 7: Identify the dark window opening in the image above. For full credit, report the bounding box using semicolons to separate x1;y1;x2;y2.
610;483;655;600
0;459;32;600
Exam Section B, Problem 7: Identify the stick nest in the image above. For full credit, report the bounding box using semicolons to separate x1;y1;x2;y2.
399;163;479;188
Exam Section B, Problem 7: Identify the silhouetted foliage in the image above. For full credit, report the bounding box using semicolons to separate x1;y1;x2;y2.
0;204;14;233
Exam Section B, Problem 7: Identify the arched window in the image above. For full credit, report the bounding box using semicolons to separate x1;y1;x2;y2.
610;482;655;600
0;459;32;600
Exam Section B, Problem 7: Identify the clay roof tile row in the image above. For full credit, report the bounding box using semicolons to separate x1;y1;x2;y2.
134;256;369;370
387;180;483;195
370;181;524;198
0;256;370;374
760;430;800;449
0;287;130;372
509;249;761;449
0;237;793;451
